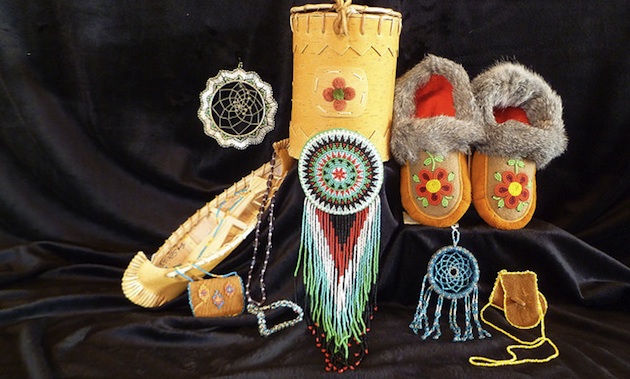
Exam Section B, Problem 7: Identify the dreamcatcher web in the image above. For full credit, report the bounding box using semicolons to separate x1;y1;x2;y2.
430;247;476;299
211;81;266;137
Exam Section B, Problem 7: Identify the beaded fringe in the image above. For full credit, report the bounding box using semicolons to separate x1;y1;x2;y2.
409;273;490;341
296;197;381;372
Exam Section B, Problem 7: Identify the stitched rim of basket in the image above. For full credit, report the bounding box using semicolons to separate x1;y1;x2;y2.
290;4;401;18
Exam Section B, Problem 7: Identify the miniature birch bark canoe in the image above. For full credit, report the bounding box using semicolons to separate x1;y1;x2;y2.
122;139;293;308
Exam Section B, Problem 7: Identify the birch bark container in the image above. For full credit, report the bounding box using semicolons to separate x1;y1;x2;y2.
288;2;402;161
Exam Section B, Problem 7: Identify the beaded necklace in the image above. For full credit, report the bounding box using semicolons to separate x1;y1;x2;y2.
245;151;304;336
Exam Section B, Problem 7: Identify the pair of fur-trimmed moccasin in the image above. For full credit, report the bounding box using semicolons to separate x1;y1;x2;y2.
391;55;568;230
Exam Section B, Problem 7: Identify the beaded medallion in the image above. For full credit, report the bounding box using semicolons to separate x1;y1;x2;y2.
198;63;277;149
299;129;383;215
296;129;383;372
409;224;491;341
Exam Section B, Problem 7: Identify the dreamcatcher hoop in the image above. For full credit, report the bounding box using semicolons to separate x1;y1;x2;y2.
427;245;479;300
198;63;277;149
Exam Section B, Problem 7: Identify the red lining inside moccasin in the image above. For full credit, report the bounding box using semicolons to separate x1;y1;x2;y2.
494;106;531;125
414;74;456;118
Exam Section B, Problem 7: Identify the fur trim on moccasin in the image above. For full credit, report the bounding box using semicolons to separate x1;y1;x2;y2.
471;62;567;169
391;54;485;165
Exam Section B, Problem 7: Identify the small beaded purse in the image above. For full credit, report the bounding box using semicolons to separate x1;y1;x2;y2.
181;267;245;318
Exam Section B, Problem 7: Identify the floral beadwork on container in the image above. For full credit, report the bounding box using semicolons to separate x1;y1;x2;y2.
413;152;455;208
323;77;356;111
492;159;531;212
313;68;368;118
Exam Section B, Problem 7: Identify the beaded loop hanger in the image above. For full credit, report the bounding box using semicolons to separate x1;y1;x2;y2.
410;224;491;341
245;151;304;336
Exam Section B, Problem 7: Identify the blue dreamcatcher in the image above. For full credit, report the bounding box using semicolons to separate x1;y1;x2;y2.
409;224;491;341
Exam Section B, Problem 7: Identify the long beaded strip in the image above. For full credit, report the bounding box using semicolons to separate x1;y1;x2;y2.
245;151;304;336
245;151;276;307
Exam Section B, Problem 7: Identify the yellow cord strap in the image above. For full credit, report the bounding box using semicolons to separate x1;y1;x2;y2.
469;300;559;367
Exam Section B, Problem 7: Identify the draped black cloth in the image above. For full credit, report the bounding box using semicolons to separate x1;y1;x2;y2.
1;1;629;378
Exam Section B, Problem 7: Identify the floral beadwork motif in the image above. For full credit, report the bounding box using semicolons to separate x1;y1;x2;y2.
412;152;455;208
198;283;210;302
185;272;246;317
323;77;356;111
224;282;235;297
492;159;531;212
212;289;225;309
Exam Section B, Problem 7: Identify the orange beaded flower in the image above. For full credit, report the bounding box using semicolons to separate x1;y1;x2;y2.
414;168;454;206
494;170;530;210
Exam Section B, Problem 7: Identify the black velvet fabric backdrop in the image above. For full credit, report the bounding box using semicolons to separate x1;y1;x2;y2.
1;1;629;378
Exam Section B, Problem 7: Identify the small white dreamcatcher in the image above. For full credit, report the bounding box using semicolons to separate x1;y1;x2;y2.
198;63;277;149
